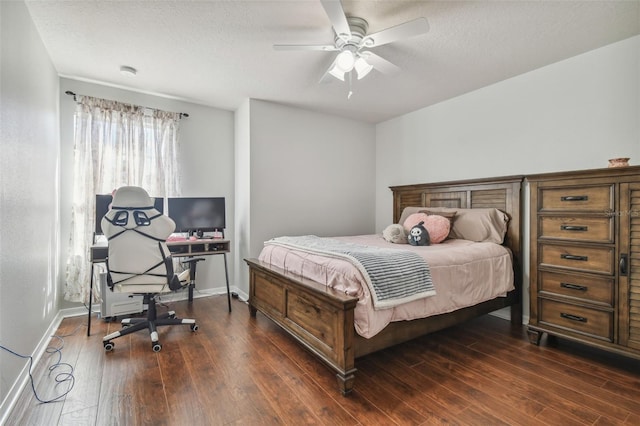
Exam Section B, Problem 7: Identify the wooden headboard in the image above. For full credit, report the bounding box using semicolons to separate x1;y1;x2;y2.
390;174;524;291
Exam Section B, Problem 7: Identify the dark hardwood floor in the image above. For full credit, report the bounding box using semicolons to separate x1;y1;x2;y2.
7;295;640;425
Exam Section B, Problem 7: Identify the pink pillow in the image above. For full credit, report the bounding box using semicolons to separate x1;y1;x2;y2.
422;215;450;244
403;213;451;244
403;213;429;232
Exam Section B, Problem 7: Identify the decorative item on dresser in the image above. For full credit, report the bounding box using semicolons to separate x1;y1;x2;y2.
608;157;630;168
528;166;640;360
245;175;524;395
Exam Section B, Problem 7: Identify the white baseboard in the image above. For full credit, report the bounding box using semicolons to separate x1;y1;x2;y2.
61;285;248;319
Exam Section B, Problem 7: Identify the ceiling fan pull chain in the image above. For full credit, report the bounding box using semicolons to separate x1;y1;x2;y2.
347;71;353;99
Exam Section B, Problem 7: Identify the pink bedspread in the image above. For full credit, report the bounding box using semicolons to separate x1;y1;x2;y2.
258;234;514;339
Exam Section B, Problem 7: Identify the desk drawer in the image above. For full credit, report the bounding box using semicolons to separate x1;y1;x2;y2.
539;216;613;243
539;270;614;306
540;299;612;341
539;185;613;212
539;243;614;274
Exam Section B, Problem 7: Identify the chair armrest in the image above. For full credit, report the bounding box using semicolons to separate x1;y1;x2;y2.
180;257;206;266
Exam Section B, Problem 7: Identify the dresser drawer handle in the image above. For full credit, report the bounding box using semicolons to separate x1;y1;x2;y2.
561;254;588;261
560;282;588;291
560;225;588;232
561;195;589;202
560;312;587;323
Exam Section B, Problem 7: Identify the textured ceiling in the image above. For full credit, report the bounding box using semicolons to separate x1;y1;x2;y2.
25;0;640;123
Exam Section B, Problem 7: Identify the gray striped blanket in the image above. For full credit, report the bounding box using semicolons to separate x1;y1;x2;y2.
265;236;435;309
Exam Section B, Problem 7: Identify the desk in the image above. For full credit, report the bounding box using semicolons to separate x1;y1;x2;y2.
88;238;231;336
166;238;231;307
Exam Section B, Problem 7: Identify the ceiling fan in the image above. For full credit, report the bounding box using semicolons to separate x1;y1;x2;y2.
274;0;429;97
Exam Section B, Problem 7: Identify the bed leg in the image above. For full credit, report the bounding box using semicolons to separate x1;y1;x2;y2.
527;328;542;345
248;304;257;317
337;370;356;396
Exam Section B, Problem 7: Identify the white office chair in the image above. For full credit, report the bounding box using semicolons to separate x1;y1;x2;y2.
101;186;198;352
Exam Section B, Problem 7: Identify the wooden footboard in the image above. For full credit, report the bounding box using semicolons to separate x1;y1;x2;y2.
246;258;359;395
246;175;524;395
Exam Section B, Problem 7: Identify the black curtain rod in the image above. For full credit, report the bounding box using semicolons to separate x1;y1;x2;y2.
64;91;189;118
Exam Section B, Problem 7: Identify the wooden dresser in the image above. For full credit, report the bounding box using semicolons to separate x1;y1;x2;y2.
528;166;640;359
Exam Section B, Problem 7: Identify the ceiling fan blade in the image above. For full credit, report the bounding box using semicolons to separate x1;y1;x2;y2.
273;44;337;51
320;0;351;39
364;17;429;48
361;52;400;75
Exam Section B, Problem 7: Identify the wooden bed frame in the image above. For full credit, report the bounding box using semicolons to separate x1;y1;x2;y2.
245;175;524;395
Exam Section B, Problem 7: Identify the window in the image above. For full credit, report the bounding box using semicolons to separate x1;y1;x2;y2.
64;95;182;303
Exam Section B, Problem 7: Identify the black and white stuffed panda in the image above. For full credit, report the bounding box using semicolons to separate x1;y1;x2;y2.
407;221;431;246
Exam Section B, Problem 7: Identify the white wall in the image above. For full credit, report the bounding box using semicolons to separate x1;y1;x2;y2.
0;0;60;414
236;99;376;293
376;35;640;321
58;79;235;309
234;100;251;297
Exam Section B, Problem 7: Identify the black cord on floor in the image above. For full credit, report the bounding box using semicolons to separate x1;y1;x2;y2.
0;335;75;403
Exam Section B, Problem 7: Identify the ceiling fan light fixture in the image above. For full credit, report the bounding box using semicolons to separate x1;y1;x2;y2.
328;65;346;81
354;56;373;80
335;50;355;72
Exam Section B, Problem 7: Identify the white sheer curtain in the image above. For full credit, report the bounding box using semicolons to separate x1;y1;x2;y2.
64;95;182;303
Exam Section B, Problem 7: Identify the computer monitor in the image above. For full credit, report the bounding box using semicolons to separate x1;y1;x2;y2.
94;194;164;235
168;197;226;235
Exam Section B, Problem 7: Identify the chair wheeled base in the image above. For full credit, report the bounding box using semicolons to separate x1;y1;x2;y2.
103;294;198;352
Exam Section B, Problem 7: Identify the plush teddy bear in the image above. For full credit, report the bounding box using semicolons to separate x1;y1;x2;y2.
408;221;431;246
382;224;407;244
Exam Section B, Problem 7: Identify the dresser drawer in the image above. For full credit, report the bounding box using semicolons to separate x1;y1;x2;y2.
539;270;614;306
539;216;613;243
540;299;612;341
540;185;613;212
539;243;614;274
